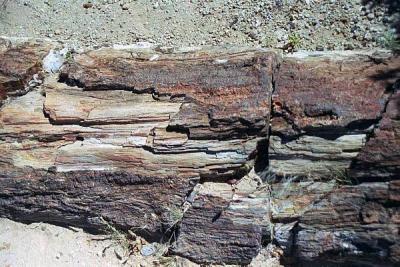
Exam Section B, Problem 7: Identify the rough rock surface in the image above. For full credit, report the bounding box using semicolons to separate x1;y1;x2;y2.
350;90;400;181
0;38;277;264
270;51;400;180
0;37;399;266
0;38;55;103
172;182;269;265
297;181;400;266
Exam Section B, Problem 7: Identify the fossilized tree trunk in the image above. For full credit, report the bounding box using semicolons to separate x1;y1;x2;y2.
0;38;399;266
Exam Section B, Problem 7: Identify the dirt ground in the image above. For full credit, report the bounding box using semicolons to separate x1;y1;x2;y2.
0;0;397;50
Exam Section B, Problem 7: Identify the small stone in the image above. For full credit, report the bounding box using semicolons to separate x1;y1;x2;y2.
114;247;124;260
141;243;156;256
83;3;93;9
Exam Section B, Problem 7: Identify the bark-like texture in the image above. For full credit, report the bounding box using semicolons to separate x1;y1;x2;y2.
296;181;400;266
350;90;400;182
270;51;400;179
0;40;277;264
0;39;399;266
0;168;193;240
172;182;270;265
60;47;277;140
0;38;54;103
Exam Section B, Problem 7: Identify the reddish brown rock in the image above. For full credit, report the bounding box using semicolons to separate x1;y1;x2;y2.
0;38;54;103
0;45;276;254
1;41;399;266
273;51;399;134
60;47;278;139
269;51;400;179
295;182;400;266
350;90;400;181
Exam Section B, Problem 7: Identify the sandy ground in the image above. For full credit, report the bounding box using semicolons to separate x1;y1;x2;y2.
0;218;125;267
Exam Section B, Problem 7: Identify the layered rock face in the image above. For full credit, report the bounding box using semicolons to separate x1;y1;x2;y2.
0;40;276;245
270;51;398;180
0;38;399;266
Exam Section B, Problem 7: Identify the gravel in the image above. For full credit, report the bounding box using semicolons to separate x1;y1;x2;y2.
0;0;397;50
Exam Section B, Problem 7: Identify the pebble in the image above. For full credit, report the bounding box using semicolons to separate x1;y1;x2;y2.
367;13;375;20
141;243;156;256
83;3;93;9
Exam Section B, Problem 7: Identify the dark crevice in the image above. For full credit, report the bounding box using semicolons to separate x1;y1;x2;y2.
254;138;269;174
199;164;251;184
279;221;300;266
58;72;156;95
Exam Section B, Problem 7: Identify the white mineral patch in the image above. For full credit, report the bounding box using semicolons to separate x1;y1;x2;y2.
43;47;69;73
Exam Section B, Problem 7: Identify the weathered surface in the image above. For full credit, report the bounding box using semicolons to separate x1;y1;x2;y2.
269;51;400;179
172;175;337;265
350;90;400;182
172;182;270;265
0;168;193;240
0;38;54;104
1;41;400;266
296;181;400;266
0;44;276;259
60;47;277;140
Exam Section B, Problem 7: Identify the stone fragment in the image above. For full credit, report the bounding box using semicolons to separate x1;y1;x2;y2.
172;183;269;265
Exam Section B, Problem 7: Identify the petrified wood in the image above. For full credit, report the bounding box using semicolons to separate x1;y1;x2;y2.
350;90;400;182
172;182;270;265
1;38;400;266
269;51;400;179
0;38;54;103
296;181;400;266
0;42;277;258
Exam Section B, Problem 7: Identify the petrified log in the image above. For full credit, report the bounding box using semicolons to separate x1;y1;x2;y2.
0;41;277;258
1;37;400;266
